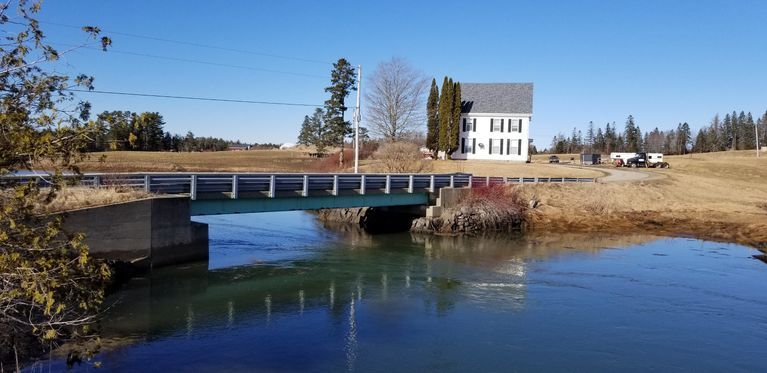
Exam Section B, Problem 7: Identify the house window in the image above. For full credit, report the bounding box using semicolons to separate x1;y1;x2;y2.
509;119;520;132
507;139;519;155
491;139;501;154
464;138;473;153
491;119;502;132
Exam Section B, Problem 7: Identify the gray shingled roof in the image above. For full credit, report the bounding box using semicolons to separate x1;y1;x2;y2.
460;83;533;114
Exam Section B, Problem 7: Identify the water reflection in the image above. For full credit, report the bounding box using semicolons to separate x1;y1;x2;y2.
95;226;658;350
41;212;767;372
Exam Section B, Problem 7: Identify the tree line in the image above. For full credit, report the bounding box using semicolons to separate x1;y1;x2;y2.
85;110;256;152
549;110;766;155
426;76;461;156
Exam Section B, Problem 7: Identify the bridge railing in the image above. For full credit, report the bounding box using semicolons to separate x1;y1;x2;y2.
469;176;596;186
1;172;473;200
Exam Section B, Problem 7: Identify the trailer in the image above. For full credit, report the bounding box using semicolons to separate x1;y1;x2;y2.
610;152;669;168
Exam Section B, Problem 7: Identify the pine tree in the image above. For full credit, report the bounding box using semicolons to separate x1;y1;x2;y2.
323;58;357;167
594;127;605;153
585;121;595;152
449;81;461;154
624;115;639;152
425;78;440;152
437;76;452;153
605;122;616;153
731;111;739;150
297;115;314;146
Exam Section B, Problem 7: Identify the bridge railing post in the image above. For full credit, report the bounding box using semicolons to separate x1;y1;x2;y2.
94;175;101;188
429;175;435;193
385;175;391;194
190;175;197;200
449;175;455;188
144;175;151;192
332;175;339;196
486;176;490;186
302;175;309;197
269;175;276;198
408;175;414;193
231;175;238;199
360;174;366;195
468;175;472;188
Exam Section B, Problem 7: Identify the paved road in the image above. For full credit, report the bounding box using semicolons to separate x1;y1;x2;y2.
564;165;660;183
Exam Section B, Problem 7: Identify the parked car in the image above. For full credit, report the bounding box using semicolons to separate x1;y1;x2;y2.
548;155;560;163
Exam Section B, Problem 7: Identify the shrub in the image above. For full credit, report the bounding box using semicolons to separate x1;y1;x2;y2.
457;184;527;228
371;142;430;173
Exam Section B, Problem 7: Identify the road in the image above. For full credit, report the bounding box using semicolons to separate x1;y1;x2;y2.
563;165;660;183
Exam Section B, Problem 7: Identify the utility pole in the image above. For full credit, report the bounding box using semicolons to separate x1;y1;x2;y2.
756;119;761;158
353;64;362;173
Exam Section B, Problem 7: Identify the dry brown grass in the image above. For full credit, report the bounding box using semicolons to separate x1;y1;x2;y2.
75;150;319;173
520;151;767;251
37;187;152;214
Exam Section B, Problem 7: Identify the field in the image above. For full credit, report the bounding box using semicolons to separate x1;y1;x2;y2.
76;150;603;178
520;151;767;251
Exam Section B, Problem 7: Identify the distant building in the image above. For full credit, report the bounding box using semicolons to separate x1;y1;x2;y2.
227;144;251;151
451;83;533;162
279;142;296;150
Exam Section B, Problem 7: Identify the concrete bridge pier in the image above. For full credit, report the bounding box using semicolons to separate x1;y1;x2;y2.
62;196;208;270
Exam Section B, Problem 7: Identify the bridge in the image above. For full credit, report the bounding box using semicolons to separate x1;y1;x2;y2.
11;172;472;215
7;172;596;215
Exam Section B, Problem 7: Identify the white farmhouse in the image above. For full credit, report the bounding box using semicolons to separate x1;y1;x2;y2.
451;83;533;162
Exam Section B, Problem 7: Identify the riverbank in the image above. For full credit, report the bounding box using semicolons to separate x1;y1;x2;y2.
520;151;767;252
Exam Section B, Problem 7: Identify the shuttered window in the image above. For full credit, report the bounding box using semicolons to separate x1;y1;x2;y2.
461;138;466;153
462;118;467;132
491;118;502;132
472;118;476;132
491;139;501;155
472;138;476;154
518;119;523;133
518;139;522;155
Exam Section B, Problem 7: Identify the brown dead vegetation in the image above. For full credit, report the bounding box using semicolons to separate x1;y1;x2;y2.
36;187;152;214
520;151;767;252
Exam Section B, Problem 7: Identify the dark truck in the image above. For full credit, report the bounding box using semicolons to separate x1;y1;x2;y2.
625;152;670;168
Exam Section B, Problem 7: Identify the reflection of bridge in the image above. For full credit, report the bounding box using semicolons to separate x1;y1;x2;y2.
18;172;473;215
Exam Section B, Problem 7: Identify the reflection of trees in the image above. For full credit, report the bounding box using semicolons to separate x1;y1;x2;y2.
94;229;659;356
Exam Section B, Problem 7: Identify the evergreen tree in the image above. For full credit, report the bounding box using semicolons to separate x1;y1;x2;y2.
297;115;314;146
730;111;739;150
624;115;639;152
425;78;440;152
437;76;452;153
585;121;595;152
449;82;462;154
605;122;616;153
594;127;605;153
323;58;357;167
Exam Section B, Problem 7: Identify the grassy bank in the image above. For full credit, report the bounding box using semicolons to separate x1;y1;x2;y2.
520;151;767;251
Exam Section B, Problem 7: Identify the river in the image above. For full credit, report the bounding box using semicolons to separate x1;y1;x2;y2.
35;211;767;372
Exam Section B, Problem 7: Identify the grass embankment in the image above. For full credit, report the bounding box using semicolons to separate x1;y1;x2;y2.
36;187;152;214
521;151;767;251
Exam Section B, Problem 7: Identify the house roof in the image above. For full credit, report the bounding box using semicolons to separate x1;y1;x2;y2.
460;83;533;114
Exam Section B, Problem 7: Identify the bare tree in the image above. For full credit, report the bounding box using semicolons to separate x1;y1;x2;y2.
365;57;428;141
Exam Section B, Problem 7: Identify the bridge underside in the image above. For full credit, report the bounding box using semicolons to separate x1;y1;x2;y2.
189;193;430;215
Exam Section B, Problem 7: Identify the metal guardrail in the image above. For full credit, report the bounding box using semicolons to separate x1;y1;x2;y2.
2;172;595;201
2;173;473;200
469;176;596;186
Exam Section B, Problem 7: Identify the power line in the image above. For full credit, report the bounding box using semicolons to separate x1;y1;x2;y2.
63;43;327;79
67;89;323;107
41;20;333;65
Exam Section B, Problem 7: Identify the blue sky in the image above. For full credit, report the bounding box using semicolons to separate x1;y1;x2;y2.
39;0;767;147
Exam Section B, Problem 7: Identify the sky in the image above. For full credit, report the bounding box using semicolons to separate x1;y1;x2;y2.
31;0;767;147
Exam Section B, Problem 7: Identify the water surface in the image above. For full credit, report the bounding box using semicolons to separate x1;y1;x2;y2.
39;212;767;372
